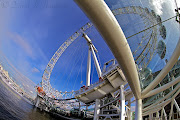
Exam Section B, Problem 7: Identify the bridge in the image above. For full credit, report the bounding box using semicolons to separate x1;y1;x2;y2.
35;0;180;120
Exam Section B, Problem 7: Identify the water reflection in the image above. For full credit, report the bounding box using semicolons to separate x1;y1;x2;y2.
0;77;57;120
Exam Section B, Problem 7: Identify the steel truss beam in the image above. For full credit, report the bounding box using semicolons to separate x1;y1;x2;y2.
142;88;180;116
143;83;180;111
142;77;180;99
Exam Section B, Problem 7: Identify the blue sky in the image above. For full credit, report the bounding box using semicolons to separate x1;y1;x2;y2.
0;0;179;95
0;0;88;82
0;0;91;95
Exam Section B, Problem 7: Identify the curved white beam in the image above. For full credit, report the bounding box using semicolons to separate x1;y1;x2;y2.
143;98;171;113
143;106;163;116
143;83;180;111
142;38;180;97
143;99;171;116
142;88;180;116
142;76;180;99
74;0;141;100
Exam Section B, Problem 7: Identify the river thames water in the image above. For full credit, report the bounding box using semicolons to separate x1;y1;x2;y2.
0;76;59;120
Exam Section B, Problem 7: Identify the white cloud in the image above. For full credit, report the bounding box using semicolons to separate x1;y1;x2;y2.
32;67;40;73
149;0;165;15
175;0;180;8
8;32;34;58
7;31;49;71
1;31;49;86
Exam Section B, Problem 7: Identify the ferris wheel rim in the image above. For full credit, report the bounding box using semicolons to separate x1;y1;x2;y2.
41;22;93;96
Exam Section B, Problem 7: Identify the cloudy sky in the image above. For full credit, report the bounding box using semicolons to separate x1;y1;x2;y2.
0;0;179;95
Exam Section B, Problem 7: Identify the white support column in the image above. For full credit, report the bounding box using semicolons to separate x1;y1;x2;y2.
169;100;174;120
94;99;100;120
156;111;159;120
161;109;163;120
130;112;133;120
35;95;40;107
135;99;142;120
163;108;167;120
78;102;81;116
90;45;102;78
174;99;180;116
86;47;91;86
83;33;101;78
149;114;153;120
120;85;125;120
127;99;131;120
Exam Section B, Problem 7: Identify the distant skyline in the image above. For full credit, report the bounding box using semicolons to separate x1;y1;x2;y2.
0;0;179;94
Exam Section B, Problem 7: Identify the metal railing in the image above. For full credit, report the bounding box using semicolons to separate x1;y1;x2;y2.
74;78;106;95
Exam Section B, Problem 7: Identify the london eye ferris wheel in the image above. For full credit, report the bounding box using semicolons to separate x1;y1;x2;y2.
40;5;168;100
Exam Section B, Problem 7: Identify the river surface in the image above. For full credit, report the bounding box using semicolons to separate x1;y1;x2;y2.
0;76;59;120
